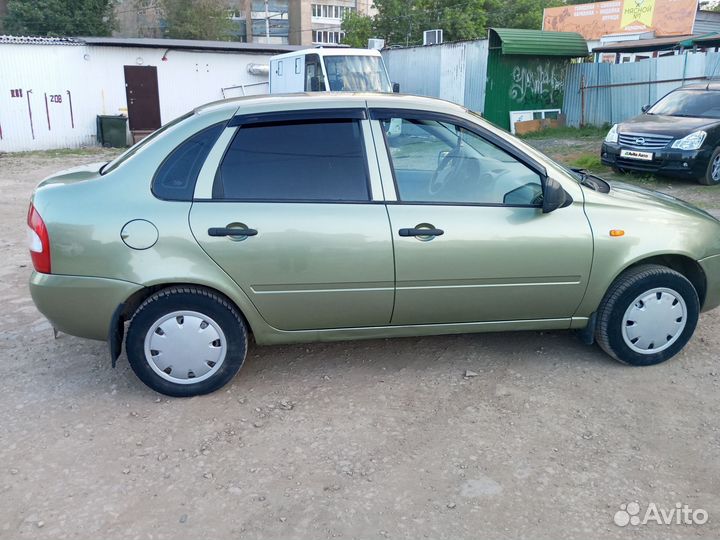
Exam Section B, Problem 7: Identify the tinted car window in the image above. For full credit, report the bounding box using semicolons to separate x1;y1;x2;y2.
103;112;193;175
381;117;542;205
649;90;720;119
215;120;369;201
152;122;224;201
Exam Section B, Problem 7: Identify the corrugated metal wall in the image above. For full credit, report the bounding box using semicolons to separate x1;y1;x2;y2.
484;52;571;131
0;43;273;152
563;51;720;127
382;40;488;113
693;10;720;35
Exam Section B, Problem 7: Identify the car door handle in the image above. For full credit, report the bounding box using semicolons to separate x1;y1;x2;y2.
398;228;444;237
208;227;258;237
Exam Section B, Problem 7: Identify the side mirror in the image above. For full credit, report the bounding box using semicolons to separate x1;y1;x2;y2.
504;182;543;206
542;177;572;213
641;104;650;113
392;82;400;93
437;150;450;167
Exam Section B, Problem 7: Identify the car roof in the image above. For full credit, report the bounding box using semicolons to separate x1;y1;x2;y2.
195;92;468;118
677;81;720;91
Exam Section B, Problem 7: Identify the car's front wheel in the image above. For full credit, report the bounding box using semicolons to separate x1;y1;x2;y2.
126;286;248;396
699;147;720;185
595;265;699;366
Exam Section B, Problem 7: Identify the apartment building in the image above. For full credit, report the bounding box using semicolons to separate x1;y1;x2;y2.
113;0;375;46
234;0;375;46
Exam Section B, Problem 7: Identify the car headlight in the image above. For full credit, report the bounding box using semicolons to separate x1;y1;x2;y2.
605;124;619;144
671;130;707;150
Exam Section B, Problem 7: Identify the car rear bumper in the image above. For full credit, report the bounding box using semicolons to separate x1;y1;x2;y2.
699;253;720;312
601;142;710;178
30;272;143;341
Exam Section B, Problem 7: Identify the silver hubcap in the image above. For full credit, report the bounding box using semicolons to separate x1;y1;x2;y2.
712;155;720;181
144;310;227;384
622;287;687;355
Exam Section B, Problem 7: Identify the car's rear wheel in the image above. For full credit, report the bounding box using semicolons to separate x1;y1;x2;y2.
126;286;248;396
699;147;720;185
595;265;699;366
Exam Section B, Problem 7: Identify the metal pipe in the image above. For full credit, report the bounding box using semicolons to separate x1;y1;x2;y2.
44;93;51;131
26;89;35;140
580;75;585;128
221;81;270;99
580;75;707;91
67;90;74;128
265;0;270;39
247;63;269;76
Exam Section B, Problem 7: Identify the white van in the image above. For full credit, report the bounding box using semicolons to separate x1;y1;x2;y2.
269;48;396;94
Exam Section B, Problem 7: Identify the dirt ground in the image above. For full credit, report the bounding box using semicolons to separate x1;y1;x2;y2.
1;144;719;540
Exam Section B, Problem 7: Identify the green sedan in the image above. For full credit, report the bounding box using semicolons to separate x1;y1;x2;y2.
28;93;720;396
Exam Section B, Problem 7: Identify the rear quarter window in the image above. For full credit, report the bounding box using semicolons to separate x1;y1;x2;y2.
152;122;225;201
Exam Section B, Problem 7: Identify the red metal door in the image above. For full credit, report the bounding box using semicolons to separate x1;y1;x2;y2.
123;65;161;131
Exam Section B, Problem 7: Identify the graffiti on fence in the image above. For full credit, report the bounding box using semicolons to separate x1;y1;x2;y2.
509;62;565;105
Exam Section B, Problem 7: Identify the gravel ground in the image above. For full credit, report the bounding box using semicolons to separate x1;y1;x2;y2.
1;146;719;540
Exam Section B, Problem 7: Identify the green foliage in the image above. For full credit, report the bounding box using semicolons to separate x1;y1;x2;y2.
518;124;611;140
4;0;115;37
369;0;488;46
342;11;374;48
160;0;234;41
569;153;604;171
351;0;589;47
486;0;548;30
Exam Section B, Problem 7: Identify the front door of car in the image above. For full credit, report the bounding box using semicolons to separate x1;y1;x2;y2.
371;111;593;325
190;112;394;331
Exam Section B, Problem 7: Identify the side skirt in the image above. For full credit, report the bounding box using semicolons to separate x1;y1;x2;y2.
252;317;581;346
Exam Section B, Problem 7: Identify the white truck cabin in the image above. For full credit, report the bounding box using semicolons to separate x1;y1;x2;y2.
269;48;395;94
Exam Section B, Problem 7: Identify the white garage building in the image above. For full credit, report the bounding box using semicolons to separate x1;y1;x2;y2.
0;35;298;152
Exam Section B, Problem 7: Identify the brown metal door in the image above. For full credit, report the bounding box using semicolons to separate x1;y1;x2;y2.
123;65;161;131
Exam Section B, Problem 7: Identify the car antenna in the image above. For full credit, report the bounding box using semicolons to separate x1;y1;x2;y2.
707;52;720;87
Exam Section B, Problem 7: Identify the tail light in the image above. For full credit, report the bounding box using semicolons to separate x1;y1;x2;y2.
27;203;51;273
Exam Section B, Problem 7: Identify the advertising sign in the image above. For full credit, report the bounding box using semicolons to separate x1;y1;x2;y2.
543;0;699;40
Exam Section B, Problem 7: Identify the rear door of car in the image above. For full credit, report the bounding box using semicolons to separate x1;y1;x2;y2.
189;108;395;331
369;107;593;325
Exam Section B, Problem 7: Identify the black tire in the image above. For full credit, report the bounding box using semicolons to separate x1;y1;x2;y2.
698;147;720;186
595;265;699;366
126;286;248;397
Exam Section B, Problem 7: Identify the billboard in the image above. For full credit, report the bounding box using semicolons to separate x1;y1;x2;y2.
543;0;699;40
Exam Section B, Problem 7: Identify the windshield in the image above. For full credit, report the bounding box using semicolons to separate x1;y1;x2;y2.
323;55;392;92
648;89;720;119
101;112;193;174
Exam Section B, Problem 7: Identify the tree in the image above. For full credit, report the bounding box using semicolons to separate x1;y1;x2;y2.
369;0;488;46
160;0;233;41
486;0;554;30
342;11;374;48
3;0;115;36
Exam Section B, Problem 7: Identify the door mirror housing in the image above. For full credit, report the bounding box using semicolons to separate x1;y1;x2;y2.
437;150;450;167
641;104;651;113
392;82;400;93
542;177;572;213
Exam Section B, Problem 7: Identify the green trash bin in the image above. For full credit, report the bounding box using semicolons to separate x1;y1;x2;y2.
97;115;128;148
